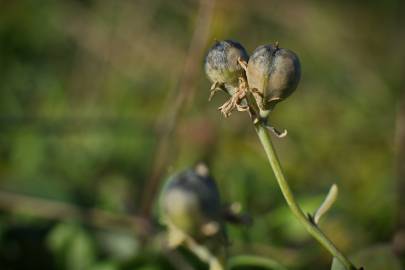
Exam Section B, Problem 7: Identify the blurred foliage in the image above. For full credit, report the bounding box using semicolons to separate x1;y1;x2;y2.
0;0;404;269
332;245;402;270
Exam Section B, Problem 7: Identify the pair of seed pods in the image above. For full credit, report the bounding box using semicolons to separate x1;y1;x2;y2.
161;41;302;247
204;40;301;119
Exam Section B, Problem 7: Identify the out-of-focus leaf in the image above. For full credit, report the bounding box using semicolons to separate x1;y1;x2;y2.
66;230;96;270
89;261;119;270
47;222;96;270
47;222;78;259
228;255;287;270
11;131;44;178
351;244;402;270
331;244;403;270
96;174;132;212
137;266;161;270
96;230;139;260
330;257;345;270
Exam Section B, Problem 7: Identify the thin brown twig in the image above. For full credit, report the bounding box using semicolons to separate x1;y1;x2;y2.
0;190;150;234
392;4;405;249
140;0;216;218
393;92;405;256
395;93;405;227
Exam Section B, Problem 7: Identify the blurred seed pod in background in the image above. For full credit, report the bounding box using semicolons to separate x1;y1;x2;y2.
159;163;226;247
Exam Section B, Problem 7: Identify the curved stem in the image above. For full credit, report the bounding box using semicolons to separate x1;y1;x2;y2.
254;124;357;270
185;236;225;270
227;255;286;270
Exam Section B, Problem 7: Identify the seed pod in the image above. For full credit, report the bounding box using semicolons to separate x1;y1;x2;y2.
160;164;224;243
247;44;301;117
204;40;249;96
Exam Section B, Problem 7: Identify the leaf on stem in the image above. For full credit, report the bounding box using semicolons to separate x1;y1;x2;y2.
314;184;338;224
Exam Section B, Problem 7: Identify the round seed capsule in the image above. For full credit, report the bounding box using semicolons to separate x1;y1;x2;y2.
247;44;301;115
204;40;249;95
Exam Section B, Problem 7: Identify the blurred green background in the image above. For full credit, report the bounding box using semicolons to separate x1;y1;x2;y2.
0;0;404;269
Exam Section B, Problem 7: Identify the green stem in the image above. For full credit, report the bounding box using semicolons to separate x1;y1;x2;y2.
254;124;357;270
228;255;287;270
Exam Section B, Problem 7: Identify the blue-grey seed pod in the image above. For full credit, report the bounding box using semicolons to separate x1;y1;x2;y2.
160;164;224;242
204;40;249;96
247;44;301;117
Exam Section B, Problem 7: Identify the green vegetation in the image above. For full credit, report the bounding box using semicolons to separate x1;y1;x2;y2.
0;0;404;269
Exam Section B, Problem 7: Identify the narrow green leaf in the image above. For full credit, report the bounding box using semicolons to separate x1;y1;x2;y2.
314;184;338;224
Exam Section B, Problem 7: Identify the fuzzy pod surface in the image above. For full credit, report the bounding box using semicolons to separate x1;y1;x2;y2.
247;44;301;114
205;40;249;96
